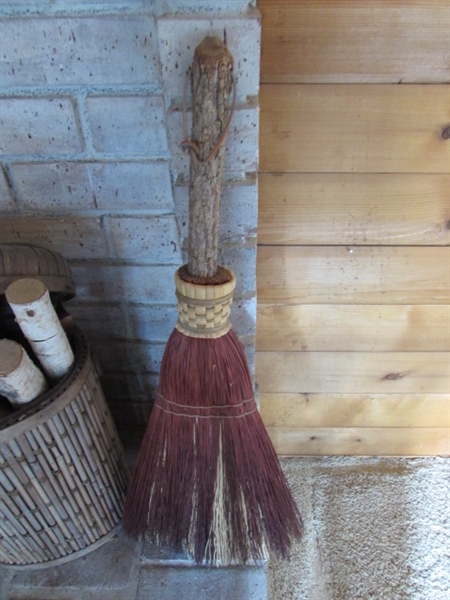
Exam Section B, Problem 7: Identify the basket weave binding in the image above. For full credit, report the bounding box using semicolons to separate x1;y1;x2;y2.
175;268;236;339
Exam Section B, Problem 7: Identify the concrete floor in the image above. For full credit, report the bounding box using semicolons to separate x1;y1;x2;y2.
1;455;448;599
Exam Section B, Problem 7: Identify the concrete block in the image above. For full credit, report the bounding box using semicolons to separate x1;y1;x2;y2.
0;1;147;16
129;304;178;342
230;294;256;338
6;529;142;600
118;428;145;470
0;16;159;86
12;161;94;211
90;340;131;373
101;372;141;402
173;177;258;242
12;161;174;211
140;373;160;401
218;242;257;295
88;341;165;374
71;264;178;303
243;342;256;379
157;15;260;102
88;334;129;377
155;0;257;15
1;216;109;259
168;106;259;178
86;96;168;156
0;166;15;211
124;341;166;373
109;215;182;263
0;97;82;156
137;565;268;600
68;303;127;340
0;0;256;17
109;400;153;430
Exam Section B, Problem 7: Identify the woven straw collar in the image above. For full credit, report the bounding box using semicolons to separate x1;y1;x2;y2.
174;268;236;339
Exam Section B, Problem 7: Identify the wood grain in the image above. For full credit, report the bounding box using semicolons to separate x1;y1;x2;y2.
265;426;450;456
256;351;450;394
256;1;450;457
258;173;450;245
260;85;450;173
259;0;450;84
257;246;450;304
260;393;450;428
256;305;450;352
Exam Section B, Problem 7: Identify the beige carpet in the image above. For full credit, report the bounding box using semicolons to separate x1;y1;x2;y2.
268;457;449;600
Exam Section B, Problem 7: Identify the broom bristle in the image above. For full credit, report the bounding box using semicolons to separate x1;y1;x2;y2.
122;328;303;565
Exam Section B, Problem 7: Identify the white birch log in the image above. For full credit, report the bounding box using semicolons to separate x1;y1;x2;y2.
0;339;49;408
5;278;74;380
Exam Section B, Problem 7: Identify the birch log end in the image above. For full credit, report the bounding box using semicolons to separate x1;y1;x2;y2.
0;339;49;408
5;278;74;380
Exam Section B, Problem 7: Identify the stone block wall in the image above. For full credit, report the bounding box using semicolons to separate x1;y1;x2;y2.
0;0;260;430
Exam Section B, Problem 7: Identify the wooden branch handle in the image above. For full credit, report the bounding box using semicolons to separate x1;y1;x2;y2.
186;36;234;280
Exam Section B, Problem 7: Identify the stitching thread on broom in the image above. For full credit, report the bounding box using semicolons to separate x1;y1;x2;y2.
180;67;237;164
155;392;257;419
157;392;255;410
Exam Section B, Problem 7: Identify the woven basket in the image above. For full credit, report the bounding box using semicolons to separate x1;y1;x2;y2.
0;328;129;567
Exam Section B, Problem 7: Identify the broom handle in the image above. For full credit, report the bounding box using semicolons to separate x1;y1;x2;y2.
184;36;234;280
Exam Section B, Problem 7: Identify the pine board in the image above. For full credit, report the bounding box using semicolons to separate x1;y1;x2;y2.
259;85;450;173
258;173;450;245
260;393;450;428
257;246;450;304
257;0;450;458
256;305;450;352
255;351;450;394
259;0;450;84
265;426;450;456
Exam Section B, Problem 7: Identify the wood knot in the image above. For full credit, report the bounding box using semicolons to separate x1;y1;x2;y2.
442;125;450;140
383;371;409;381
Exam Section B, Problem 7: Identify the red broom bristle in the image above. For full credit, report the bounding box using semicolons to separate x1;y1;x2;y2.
122;327;303;565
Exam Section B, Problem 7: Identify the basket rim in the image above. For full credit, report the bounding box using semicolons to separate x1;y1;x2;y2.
0;242;75;300
0;327;90;440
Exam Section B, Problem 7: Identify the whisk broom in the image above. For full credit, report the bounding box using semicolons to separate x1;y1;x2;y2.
122;35;302;565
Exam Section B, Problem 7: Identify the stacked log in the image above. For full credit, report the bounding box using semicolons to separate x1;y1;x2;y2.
1;278;74;409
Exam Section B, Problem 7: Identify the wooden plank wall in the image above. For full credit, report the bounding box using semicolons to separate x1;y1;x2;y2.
256;0;450;455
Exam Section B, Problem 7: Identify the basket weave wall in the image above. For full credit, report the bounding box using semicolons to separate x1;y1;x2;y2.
0;329;129;567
